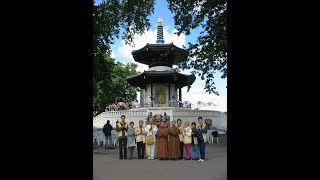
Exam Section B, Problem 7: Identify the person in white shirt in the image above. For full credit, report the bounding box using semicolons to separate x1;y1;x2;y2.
145;118;158;160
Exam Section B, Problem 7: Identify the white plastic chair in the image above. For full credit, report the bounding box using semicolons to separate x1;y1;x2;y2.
217;125;226;135
97;132;106;147
207;129;214;144
112;131;118;148
212;130;220;144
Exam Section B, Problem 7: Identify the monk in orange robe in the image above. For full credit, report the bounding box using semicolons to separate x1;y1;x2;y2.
156;121;169;160
168;120;181;160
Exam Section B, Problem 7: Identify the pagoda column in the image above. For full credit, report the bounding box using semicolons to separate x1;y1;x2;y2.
151;83;153;107
140;88;145;107
179;88;182;107
168;83;171;107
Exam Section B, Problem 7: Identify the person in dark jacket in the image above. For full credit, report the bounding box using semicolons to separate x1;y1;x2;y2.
103;120;113;149
191;122;199;160
196;117;208;162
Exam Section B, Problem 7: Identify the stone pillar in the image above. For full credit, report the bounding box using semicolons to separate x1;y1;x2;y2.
179;88;182;107
168;83;171;107
140;89;145;107
169;109;173;125
151;83;153;107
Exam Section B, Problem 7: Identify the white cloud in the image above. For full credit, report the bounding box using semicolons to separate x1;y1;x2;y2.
164;25;170;32
172;65;226;111
111;51;116;58
181;73;227;112
114;28;186;66
135;62;149;73
117;44;132;58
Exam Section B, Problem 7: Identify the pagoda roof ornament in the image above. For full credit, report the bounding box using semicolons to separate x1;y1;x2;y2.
156;16;164;44
158;16;163;26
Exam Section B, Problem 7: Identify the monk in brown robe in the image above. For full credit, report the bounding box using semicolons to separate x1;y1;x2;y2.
168;120;181;160
156;121;169;160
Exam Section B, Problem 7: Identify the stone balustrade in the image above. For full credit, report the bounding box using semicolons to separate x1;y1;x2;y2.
93;108;227;130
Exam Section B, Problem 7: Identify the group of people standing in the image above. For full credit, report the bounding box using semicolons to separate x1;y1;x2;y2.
111;114;208;161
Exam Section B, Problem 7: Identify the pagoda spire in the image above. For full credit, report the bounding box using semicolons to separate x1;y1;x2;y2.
156;16;164;44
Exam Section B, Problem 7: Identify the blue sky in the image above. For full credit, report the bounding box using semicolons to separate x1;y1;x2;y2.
94;0;227;111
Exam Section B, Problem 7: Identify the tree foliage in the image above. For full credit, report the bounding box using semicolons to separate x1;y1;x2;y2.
93;0;155;116
93;54;115;116
109;62;140;103
93;0;155;55
167;0;227;95
93;54;139;116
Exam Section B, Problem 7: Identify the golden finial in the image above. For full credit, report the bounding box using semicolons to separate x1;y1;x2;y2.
158;16;163;26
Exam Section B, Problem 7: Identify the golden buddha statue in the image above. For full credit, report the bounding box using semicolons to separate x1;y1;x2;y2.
156;88;165;104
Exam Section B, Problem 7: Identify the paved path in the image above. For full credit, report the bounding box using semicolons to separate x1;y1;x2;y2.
93;135;227;180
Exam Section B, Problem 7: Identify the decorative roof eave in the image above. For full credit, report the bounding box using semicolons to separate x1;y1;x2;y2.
126;71;177;80
131;42;184;54
131;44;188;65
126;71;190;88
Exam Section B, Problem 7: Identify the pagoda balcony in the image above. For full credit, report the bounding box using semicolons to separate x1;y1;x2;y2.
143;101;194;108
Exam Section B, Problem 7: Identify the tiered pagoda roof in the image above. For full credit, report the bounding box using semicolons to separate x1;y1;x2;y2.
126;17;190;88
126;70;189;89
132;43;188;67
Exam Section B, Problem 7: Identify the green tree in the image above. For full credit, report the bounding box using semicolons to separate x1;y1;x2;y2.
93;0;155;55
93;0;155;116
109;62;140;103
93;54;140;116
93;54;114;116
167;0;227;95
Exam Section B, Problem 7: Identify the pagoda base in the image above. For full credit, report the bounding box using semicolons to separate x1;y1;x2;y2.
93;107;227;131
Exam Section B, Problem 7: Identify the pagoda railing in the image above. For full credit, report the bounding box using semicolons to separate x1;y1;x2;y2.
144;102;180;107
93;108;226;130
93;109;148;128
172;109;227;129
